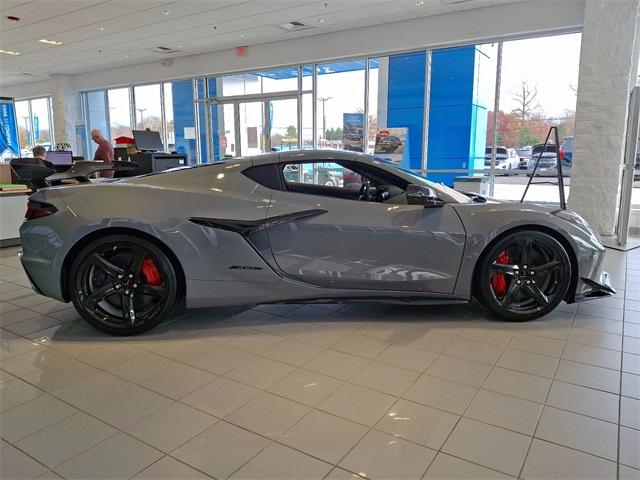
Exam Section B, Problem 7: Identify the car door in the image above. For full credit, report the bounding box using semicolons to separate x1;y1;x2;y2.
264;160;466;294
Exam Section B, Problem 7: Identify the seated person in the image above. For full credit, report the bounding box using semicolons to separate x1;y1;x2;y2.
32;145;54;169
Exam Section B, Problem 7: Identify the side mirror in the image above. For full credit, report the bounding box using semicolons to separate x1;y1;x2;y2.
406;184;445;208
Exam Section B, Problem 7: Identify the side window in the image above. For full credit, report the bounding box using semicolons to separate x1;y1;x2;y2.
243;164;282;190
282;162;362;188
280;160;408;204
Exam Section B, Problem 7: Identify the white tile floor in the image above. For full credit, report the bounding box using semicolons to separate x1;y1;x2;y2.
0;245;639;479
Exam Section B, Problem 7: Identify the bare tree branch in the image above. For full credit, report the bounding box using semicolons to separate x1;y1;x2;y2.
511;81;538;120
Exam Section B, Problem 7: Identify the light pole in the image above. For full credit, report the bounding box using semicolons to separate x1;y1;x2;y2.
317;96;332;141
136;108;147;129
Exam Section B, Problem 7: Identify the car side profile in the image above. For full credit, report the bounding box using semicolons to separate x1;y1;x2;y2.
19;150;614;335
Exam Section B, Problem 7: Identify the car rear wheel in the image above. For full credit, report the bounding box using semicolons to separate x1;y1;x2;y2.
476;231;571;321
69;235;178;335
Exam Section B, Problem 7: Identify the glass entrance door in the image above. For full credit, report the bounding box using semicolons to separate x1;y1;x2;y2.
239;101;266;156
209;96;298;159
267;98;299;152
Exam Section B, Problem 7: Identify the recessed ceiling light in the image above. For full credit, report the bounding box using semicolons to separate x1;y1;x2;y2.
97;26;110;32
161;9;172;15
318;18;326;23
240;32;247;38
39;38;63;45
0;49;20;55
125;54;130;58
415;0;425;5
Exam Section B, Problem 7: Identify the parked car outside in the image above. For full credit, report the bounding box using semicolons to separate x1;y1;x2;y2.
485;146;519;171
560;136;574;169
527;144;558;171
516;146;532;169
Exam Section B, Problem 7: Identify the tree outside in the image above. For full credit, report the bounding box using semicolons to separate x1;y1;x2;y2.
487;81;575;148
285;125;297;140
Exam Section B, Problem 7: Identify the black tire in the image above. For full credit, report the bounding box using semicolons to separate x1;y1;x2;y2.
69;234;178;335
475;231;571;321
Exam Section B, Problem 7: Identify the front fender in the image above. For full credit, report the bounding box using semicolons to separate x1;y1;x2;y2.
452;202;606;300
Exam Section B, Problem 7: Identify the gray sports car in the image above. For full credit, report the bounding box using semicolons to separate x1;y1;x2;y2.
19;150;614;335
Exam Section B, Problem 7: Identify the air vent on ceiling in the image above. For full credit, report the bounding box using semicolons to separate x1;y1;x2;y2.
8;72;37;77
277;21;313;32
146;45;181;54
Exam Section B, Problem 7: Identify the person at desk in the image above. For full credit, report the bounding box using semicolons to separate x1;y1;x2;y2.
31;145;54;169
91;129;114;178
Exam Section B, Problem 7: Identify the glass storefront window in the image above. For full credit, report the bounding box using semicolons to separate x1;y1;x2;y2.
85;90;108;157
493;33;580;203
301;65;313;91
163;83;175;151
15;97;54;156
316;60;366;151
30;97;52;147
301;93;313;149
367;58;381;154
15;100;31;155
220;67;299;97
269;98;298;151
107;88;132;139
134;84;163;141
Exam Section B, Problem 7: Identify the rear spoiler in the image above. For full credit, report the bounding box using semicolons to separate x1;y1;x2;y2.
46;161;138;186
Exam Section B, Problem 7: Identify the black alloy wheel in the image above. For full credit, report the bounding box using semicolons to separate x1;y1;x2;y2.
477;231;571;321
70;235;178;335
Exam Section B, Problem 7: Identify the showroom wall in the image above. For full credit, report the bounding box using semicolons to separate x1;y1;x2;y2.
7;0;640;236
2;1;584;100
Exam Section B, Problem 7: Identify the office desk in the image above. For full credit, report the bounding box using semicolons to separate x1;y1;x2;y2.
128;153;188;175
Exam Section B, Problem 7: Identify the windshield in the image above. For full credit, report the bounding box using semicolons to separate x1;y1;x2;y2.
374;158;471;204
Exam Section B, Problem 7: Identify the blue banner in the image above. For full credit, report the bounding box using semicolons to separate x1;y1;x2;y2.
0;98;19;157
33;115;39;141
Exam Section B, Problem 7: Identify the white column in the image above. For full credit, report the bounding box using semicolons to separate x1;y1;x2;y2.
567;0;640;235
50;74;80;153
377;57;389;129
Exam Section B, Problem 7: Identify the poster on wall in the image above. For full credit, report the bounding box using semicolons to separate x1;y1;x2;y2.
342;113;364;152
374;127;407;164
0;97;19;159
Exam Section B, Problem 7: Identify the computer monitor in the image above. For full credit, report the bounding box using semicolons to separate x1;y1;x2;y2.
44;151;73;165
132;130;164;152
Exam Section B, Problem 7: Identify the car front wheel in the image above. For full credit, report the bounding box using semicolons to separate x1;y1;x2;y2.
69;235;178;335
476;231;571;321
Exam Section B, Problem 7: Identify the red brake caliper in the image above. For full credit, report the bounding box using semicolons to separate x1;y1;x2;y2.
141;256;163;286
491;249;510;297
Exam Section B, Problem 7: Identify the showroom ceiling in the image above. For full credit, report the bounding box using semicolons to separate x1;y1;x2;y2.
0;0;521;87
